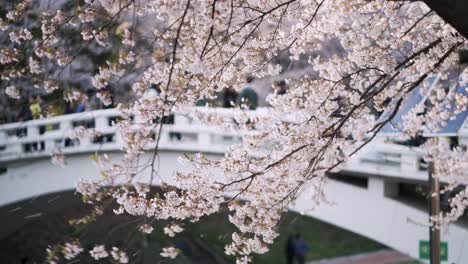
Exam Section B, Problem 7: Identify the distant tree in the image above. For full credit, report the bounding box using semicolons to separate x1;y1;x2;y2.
0;0;151;122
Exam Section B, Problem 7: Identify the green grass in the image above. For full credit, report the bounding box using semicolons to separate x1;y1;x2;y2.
0;192;386;264
185;208;385;263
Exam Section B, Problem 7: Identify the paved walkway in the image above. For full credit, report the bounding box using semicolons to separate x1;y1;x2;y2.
307;249;416;264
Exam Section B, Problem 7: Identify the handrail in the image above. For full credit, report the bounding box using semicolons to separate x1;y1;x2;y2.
0;107;442;183
0;107;261;162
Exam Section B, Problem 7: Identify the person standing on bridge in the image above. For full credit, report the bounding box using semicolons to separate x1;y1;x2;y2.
237;75;258;110
294;233;308;264
29;96;43;120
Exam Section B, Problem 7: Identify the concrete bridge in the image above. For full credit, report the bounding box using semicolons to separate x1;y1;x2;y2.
0;108;467;263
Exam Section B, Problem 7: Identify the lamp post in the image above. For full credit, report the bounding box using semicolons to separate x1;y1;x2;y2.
428;147;440;264
377;73;467;264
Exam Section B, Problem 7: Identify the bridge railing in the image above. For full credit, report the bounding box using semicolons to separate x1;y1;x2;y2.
343;138;428;182
0;107;438;182
0;109;115;161
0;108;269;162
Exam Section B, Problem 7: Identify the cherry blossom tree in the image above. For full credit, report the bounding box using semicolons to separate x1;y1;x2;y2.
0;0;466;263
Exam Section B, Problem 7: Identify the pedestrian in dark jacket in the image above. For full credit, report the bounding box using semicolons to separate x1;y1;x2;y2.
285;235;296;264
295;233;308;264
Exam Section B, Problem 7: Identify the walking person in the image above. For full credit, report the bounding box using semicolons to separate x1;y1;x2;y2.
75;98;86;113
29;96;43;119
285;235;296;264
237;75;258;110
294;233;308;264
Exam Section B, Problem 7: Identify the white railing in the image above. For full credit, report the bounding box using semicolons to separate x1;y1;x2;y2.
0;108;443;182
0;108;268;163
343;138;429;182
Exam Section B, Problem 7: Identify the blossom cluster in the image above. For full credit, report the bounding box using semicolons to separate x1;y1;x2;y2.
87;245;129;263
160;247;180;259
46;241;83;264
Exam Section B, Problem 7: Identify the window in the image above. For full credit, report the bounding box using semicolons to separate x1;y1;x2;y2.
329;173;368;188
